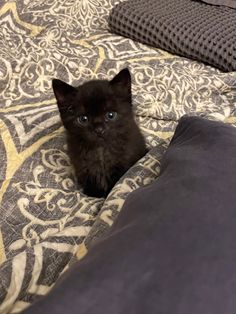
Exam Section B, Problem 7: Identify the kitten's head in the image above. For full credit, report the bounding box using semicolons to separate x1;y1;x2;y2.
52;68;133;144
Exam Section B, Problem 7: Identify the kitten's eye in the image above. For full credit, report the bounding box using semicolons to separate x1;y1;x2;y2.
67;105;73;113
77;115;89;125
105;111;117;121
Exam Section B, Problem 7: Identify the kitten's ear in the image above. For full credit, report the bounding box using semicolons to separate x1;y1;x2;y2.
52;79;76;130
52;79;76;104
110;68;131;96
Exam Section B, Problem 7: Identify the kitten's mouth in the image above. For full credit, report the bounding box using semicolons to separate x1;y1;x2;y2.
97;135;105;141
94;131;106;140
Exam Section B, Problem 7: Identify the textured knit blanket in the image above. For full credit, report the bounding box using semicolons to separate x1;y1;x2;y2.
109;0;236;71
0;1;235;313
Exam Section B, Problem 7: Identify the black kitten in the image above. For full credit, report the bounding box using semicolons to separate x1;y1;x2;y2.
52;68;146;198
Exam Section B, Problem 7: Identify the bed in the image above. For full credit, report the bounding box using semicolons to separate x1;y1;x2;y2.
0;0;235;313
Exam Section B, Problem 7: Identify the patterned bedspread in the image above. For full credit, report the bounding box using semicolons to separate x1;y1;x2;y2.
0;1;235;313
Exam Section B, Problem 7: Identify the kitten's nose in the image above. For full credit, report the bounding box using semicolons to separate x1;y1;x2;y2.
94;126;105;136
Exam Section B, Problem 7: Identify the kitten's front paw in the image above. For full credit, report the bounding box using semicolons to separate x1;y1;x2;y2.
83;185;107;198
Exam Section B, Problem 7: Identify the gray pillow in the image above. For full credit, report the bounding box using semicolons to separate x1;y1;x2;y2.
23;117;236;314
109;0;236;72
200;0;236;8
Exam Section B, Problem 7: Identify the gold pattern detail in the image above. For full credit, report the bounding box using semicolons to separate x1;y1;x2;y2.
0;121;64;203
76;242;88;260
128;52;175;62
69;33;105;48
0;2;44;36
224;116;236;124
94;47;105;74
140;126;174;139
0;99;55;113
28;246;51;295
0;228;6;266
100;209;114;226
9;301;30;313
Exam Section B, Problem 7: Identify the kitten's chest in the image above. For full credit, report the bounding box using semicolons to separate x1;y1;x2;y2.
71;142;122;185
91;147;113;172
97;147;105;168
74;145;114;174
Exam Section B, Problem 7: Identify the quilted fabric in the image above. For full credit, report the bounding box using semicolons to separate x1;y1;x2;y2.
109;0;236;71
0;0;235;313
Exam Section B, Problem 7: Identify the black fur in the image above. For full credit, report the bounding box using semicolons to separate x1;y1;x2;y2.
52;68;147;197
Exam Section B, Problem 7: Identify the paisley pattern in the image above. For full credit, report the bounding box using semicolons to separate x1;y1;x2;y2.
0;0;235;313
